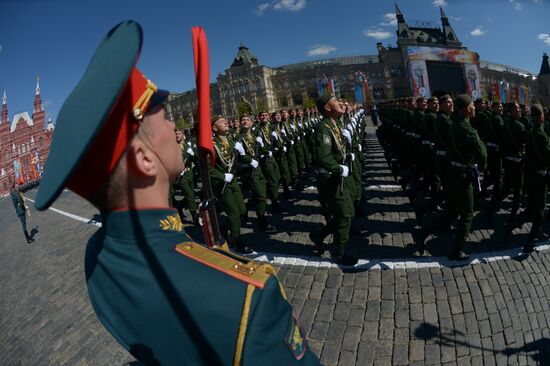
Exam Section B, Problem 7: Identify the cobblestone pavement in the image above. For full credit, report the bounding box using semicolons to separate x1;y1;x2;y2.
1;119;550;365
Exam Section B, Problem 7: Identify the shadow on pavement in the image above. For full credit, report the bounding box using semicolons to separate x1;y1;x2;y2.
414;322;550;364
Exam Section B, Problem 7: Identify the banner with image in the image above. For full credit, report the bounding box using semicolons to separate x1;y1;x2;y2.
405;46;480;65
408;60;430;97
463;63;481;99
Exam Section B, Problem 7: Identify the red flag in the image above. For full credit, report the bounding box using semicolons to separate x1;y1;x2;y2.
191;27;215;167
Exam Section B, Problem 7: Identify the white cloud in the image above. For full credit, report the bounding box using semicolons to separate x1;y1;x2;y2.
432;0;448;7
538;33;550;47
273;0;306;12
0;45;2;53
255;2;270;15
509;0;523;10
307;45;337;57
364;27;392;40
380;13;397;27
450;16;462;21
532;0;543;3
470;26;487;37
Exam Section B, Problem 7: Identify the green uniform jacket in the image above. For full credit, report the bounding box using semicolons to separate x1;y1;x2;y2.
447;117;487;170
85;209;320;366
499;117;526;158
315;117;345;176
10;190;26;217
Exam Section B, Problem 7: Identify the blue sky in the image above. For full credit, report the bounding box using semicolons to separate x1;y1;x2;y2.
0;0;549;123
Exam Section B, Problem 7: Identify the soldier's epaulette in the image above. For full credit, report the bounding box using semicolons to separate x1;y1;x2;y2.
175;242;274;289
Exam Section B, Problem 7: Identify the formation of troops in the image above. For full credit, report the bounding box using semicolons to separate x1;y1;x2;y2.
378;94;550;260
170;95;367;265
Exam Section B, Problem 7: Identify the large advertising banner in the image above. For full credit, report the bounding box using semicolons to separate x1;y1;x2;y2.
405;46;480;64
463;63;481;99
404;46;481;98
408;60;430;97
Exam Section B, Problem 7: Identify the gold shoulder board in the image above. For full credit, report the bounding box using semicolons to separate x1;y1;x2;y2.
175;242;274;289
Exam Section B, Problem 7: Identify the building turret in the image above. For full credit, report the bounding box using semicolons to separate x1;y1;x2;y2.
395;2;411;43
440;6;462;47
539;52;550;76
1;90;8;125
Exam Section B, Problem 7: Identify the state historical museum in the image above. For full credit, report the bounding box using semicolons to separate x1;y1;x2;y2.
0;78;54;196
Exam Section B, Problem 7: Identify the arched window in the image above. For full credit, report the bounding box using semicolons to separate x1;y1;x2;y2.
255;78;261;90
27;142;30;152
18;146;21;155
22;144;26;154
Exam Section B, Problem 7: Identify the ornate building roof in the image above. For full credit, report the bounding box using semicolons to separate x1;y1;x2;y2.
231;43;259;67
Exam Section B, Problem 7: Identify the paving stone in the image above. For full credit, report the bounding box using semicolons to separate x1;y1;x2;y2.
320;341;341;366
341;326;362;352
357;342;376;366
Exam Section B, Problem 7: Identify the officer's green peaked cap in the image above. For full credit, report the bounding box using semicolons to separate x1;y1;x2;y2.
35;21;168;210
316;93;334;110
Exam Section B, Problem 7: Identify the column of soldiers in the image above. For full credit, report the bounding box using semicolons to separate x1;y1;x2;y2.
169;98;367;265
378;94;550;260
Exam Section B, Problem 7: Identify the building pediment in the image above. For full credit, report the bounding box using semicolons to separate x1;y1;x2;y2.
11;112;33;133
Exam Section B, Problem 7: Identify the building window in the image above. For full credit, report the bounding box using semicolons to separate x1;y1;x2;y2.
27;142;30;152
18;146;21;155
256;79;261;90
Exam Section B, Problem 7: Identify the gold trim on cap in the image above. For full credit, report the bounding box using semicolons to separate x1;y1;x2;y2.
132;79;158;120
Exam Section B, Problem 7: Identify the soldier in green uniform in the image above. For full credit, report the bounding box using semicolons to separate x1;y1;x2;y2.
312;94;357;265
414;95;487;260
211;115;252;253
297;108;312;168
486;101;526;226
282;109;299;189
289;108;305;176
239;115;274;231
257;110;281;212
10;183;34;243
34;21;319;366
271;111;292;199
171;126;199;225
506;104;550;253
482;101;504;218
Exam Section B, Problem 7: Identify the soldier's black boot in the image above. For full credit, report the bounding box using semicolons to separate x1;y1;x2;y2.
257;215;275;232
24;230;34;244
412;229;427;256
283;185;292;200
230;236;252;254
310;226;330;255
191;211;200;226
270;199;281;213
448;242;469;261
333;245;358;266
522;221;541;254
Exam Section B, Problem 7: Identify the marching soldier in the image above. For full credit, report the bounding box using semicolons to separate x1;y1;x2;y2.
211;115;252;253
271;111;293;198
483;101;504;218
171;126;199;225
34;21;319;365
414;95;487;260
282;109;299;188
10;182;34;243
239;114;274;231
486;101;526;226
506;104;550;253
312;94;357;265
257;110;281;212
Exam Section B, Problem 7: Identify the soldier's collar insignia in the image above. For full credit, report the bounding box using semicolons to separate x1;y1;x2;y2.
323;135;331;145
285;315;307;360
159;213;183;232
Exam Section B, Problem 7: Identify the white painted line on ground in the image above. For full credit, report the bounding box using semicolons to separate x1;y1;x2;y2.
24;195;550;270
366;184;401;191
23;197;102;227
248;242;550;270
